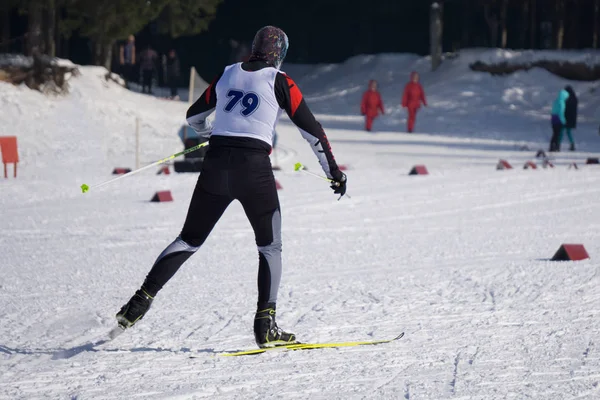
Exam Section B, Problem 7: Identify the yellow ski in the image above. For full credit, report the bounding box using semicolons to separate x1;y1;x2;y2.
219;332;404;357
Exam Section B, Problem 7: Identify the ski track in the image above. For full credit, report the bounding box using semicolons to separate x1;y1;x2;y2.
3;129;600;399
2;57;600;399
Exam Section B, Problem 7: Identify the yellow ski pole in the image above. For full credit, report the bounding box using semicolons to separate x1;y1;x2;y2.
294;162;350;200
80;142;209;194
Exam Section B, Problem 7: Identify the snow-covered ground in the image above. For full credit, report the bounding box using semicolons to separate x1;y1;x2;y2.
1;49;600;399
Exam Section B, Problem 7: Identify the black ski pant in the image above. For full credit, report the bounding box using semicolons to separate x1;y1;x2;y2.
141;69;153;93
169;81;178;98
141;144;282;308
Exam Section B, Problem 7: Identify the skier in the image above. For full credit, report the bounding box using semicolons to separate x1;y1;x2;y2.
139;44;158;94
119;35;136;89
401;71;427;133
115;26;347;348
360;80;385;132
549;88;570;152
163;49;181;100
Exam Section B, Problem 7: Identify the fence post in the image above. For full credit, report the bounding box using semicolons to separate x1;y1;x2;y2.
135;116;140;169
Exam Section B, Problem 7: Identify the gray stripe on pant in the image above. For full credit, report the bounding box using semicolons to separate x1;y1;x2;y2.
154;236;200;265
258;209;282;303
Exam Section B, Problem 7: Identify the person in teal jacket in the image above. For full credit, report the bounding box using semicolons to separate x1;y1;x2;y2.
549;89;569;152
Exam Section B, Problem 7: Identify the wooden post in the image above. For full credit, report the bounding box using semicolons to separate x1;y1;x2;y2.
135;117;140;169
188;66;195;106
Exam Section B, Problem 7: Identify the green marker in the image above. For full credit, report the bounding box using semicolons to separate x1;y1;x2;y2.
294;162;304;171
81;184;90;193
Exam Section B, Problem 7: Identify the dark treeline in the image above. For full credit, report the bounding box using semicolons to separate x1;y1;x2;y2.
444;0;600;51
0;0;221;68
1;0;599;82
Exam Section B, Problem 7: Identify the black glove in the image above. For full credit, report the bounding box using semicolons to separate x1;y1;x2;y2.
330;170;347;199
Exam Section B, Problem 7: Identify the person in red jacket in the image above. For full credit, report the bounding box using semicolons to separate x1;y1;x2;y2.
401;71;427;133
360;80;385;132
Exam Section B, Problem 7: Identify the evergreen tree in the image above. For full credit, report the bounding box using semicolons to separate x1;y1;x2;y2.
61;0;222;69
156;0;222;38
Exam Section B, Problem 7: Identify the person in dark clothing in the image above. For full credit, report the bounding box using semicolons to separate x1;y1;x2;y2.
163;49;180;99
114;26;347;349
139;45;158;94
563;85;578;151
119;35;136;89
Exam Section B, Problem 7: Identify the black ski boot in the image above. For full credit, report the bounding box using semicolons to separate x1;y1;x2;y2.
116;288;154;329
253;303;297;348
570;143;575;151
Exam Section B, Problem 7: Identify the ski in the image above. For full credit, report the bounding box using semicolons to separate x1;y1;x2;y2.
216;332;404;357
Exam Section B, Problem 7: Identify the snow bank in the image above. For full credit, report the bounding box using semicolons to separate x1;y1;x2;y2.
0;63;189;181
463;47;600;67
0;53;77;69
282;48;600;149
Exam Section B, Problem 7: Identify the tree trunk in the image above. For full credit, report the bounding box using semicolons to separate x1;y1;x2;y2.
500;0;508;48
570;0;580;48
484;4;499;47
520;0;529;48
556;0;565;49
55;4;61;57
93;39;114;70
43;0;56;57
461;0;470;48
430;2;443;71
0;7;9;52
594;0;599;48
563;0;580;48
27;1;44;56
440;2;444;52
530;0;536;48
93;39;101;65
103;43;113;71
355;12;372;54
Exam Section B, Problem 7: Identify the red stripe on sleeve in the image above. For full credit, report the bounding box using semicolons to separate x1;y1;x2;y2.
204;84;212;104
285;75;303;117
205;76;218;104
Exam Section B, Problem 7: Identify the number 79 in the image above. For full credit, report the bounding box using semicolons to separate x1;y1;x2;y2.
224;89;260;116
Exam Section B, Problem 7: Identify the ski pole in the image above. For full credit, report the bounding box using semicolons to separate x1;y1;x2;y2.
294;162;350;200
80;142;209;193
294;162;333;183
